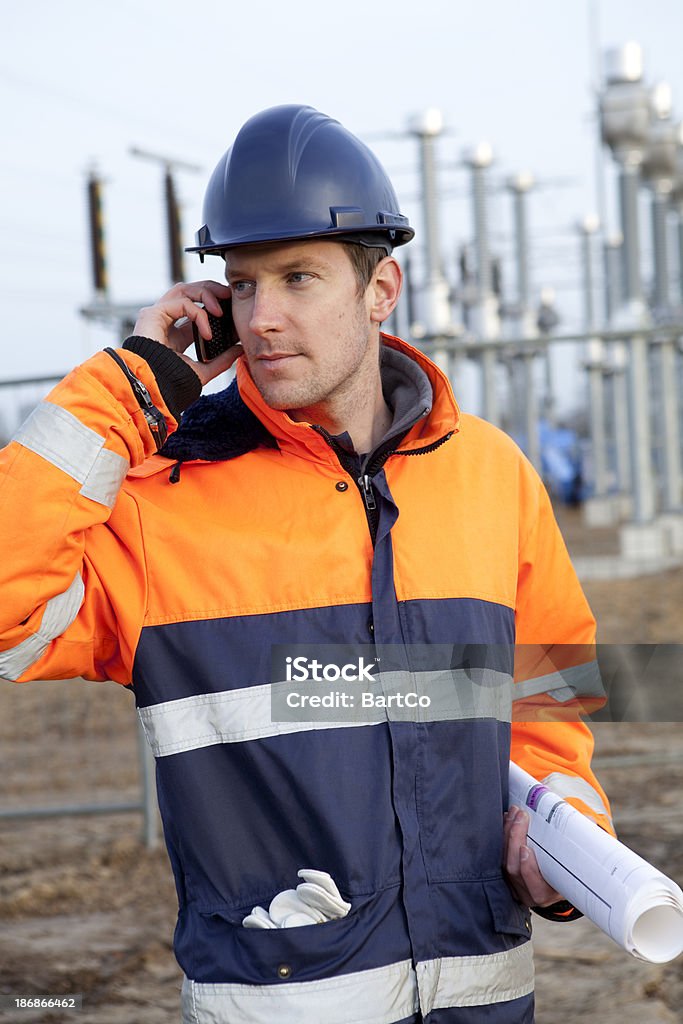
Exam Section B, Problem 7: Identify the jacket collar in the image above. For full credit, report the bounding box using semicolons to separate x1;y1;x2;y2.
160;333;460;465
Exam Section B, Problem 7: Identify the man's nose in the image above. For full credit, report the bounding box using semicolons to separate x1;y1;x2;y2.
248;286;283;336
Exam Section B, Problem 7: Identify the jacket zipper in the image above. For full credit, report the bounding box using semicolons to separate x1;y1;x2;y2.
392;432;454;459
313;425;454;546
104;347;169;450
359;474;377;511
312;426;381;544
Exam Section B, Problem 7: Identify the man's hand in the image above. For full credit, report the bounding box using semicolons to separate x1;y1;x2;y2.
133;281;243;387
503;805;564;908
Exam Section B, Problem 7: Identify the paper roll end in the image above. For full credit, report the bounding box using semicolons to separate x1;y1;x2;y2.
631;905;683;963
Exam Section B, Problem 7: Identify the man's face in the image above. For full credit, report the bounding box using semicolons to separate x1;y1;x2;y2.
224;240;377;418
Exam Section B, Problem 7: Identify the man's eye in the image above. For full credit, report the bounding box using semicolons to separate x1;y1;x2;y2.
230;280;255;296
289;272;312;284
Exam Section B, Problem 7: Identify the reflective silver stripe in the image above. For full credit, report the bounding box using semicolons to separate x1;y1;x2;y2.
0;573;85;681
80;446;129;507
181;959;418;1024
13;401;129;508
371;667;512;724
180;945;534;1024
513;660;605;704
138;667;513;758
541;772;612;821
139;683;368;757
417;943;535;1014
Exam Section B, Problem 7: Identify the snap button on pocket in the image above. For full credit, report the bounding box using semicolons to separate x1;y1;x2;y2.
485;878;533;940
277;963;292;979
335;481;349;492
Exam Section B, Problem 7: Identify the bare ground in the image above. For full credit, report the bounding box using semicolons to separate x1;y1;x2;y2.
0;505;682;1024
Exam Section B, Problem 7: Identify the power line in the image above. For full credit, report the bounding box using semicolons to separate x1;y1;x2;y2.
0;64;219;156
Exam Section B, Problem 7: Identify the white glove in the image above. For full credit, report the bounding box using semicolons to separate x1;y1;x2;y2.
295;868;351;919
242;869;351;929
242;905;278;929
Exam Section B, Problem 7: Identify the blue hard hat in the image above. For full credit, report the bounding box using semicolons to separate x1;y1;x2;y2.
186;105;414;259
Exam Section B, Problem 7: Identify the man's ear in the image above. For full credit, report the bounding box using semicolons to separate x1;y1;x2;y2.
368;257;402;323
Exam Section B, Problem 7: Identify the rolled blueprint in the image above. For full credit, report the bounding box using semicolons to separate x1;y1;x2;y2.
509;762;683;963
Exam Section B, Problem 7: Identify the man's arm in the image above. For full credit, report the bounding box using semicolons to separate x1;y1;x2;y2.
0;282;239;685
506;458;614;916
511;470;613;834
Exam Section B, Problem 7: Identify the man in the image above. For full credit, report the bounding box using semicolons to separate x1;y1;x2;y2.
0;105;612;1023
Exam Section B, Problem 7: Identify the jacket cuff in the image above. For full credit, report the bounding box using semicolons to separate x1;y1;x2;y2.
531;900;583;922
122;336;202;420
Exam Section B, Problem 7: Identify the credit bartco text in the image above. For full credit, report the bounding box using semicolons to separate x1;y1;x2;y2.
285;691;432;709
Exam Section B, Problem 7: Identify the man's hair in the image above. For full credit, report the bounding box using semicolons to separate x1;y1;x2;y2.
342;243;388;296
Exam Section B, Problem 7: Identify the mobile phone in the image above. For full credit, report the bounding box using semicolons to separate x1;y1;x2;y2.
192;297;240;362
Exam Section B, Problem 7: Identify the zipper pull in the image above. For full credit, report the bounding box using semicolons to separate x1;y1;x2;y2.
103;347;168;449
130;376;155;410
358;474;376;511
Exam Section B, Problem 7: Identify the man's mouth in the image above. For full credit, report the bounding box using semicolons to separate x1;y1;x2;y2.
256;352;301;363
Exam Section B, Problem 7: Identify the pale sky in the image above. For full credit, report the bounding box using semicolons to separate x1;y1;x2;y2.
2;0;682;415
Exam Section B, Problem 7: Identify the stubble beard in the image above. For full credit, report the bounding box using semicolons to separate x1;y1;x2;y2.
251;301;376;420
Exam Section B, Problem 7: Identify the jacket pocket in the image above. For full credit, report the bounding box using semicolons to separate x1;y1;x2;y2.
484;877;532;941
416;719;509;882
189;886;413;986
195;895;375;985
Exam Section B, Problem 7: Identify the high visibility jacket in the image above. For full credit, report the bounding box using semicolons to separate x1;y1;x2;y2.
0;334;612;1024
